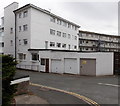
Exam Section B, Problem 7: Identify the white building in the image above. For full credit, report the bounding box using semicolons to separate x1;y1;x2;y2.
0;17;4;54
3;2;114;76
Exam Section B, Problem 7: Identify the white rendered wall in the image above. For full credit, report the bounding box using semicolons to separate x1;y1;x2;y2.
3;2;18;57
30;8;79;50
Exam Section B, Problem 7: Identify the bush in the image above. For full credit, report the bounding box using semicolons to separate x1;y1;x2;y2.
2;55;17;106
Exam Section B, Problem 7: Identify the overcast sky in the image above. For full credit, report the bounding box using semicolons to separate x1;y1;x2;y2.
0;0;119;35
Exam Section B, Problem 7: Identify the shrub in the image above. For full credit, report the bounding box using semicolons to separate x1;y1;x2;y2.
2;55;17;106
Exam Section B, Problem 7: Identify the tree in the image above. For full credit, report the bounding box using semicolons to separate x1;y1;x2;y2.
2;55;17;106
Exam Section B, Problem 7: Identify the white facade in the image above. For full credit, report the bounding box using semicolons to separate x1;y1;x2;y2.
17;50;113;76
3;2;18;57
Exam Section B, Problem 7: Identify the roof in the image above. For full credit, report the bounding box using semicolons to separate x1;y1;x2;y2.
79;30;119;38
14;3;80;27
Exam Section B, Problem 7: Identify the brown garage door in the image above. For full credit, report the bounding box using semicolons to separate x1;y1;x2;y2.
80;58;96;76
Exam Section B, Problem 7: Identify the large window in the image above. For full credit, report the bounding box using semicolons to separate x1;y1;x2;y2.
32;53;39;61
19;26;22;32
50;29;55;35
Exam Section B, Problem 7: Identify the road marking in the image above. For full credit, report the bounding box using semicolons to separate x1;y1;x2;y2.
30;82;100;106
98;83;120;87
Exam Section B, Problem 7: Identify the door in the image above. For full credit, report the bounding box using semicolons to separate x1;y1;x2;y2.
51;59;62;73
45;59;49;73
64;58;78;74
80;58;96;76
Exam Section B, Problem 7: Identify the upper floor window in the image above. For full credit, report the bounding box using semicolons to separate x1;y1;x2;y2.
19;39;21;45
68;34;71;39
2;42;4;47
18;53;26;60
74;45;77;49
50;29;55;35
10;40;13;46
23;11;28;18
50;17;55;23
10;28;13;34
68;24;71;28
50;42;55;47
19;26;22;32
23;39;28;45
23;24;28;31
19;13;22;18
62;33;66;38
57;31;61;37
75;26;77;30
62;21;67;27
57;19;62;25
75;36;77;40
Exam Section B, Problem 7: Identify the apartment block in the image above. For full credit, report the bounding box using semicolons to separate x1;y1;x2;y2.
0;17;4;54
78;30;120;52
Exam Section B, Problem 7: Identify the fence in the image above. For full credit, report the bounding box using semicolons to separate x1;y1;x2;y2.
17;64;39;71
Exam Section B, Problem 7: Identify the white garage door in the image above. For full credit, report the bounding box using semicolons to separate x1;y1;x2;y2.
64;58;78;74
51;59;63;73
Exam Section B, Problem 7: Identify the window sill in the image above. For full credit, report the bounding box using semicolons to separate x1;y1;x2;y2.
30;60;39;63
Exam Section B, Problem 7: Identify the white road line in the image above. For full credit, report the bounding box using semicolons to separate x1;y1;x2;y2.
98;83;120;87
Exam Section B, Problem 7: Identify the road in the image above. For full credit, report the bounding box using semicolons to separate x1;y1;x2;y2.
17;69;119;105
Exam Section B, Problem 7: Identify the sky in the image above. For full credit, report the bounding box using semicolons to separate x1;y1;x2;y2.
0;0;119;35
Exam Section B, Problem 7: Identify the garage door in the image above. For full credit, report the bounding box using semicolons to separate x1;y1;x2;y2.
51;59;63;73
64;58;78;74
80;58;96;76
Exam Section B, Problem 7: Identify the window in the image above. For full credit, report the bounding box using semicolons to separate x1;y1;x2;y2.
23;24;28;31
23;11;28;17
50;29;55;35
86;41;88;43
50;17;55;23
19;40;21;45
62;21;67;27
19;26;21;32
41;59;45;65
74;45;77;49
50;42;55;47
62;44;66;48
80;40;82;44
32;53;39;61
68;34;71;39
56;43;61;47
2;42;4;47
23;39;28;45
86;48;88;50
62;33;66;38
18;53;26;60
75;26;77;30
10;28;13;34
75;36;77;40
19;13;22;18
57;31;61;37
10;40;13;46
68;24;71;28
68;44;71;50
57;19;62;25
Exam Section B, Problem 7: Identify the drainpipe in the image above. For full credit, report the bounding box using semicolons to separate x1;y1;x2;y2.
14;13;17;60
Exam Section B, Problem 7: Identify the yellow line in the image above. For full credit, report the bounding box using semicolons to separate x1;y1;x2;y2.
30;83;100;106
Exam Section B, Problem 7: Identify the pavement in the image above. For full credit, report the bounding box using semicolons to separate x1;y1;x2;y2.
15;85;88;105
16;69;119;105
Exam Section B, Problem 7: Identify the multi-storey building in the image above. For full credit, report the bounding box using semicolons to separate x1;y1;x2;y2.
0;17;4;54
3;2;80;66
78;30;120;52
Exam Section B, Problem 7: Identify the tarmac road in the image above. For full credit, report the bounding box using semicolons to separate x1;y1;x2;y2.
17;69;119;105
